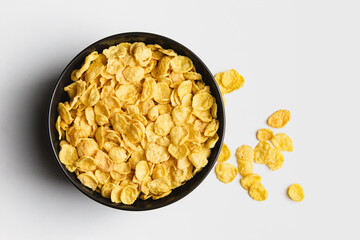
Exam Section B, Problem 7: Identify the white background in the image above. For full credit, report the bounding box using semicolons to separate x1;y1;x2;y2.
1;0;359;239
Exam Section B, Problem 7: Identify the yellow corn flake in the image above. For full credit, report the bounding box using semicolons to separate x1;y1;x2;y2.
254;142;271;164
204;119;219;137
75;156;98;172
205;133;219;149
154;114;174;136
188;150;208;169
135;161;150;180
172;106;191;126
120;185;139;205
237;161;253;177
171;56;193;73
94;169;110;185
122;66;145;82
145;142;170;163
80;83;100;107
113;162;131;174
108;147;128;163
94;101;110;118
236;145;254;164
265;148;284;170
240;174;261;191
154;82;171;104
192;92;214;111
103;44;126;59
217;143;230;162
110;185;123;203
148;178;171;195
152;190;172;200
170;126;188;146
95;126;105;149
152;164;167;179
215;162;237;184
271;133;293;152
256;128;274;142
76;139;98;157
183;72;202;80
267;109;290;128
168;143;189;160
58;102;73;124
95;150;114;172
215;69;244;94
59;144;79;165
78;172;98;191
288;183;305;202
56;42;220;205
85;107;96;125
248;182;268;201
55;116;63;140
115;84;138;101
140;77;156;101
72;51;99;80
133;43;152;67
101;182;115;198
177;157;192;170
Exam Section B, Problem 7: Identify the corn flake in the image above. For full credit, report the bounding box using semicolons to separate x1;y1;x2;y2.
288;183;305;202
215;162;237;183
267;109;290;128
257;128;274;142
217;143;230;162
240;174;261;191
249;182;268;201
271;133;293;152
254;142;271;164
78;172;98;191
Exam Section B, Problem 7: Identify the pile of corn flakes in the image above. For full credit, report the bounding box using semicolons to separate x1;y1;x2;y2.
56;42;220;204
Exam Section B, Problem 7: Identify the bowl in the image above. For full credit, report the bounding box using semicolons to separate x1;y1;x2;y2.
48;32;225;211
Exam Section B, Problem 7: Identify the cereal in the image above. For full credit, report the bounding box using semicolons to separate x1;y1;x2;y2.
192;92;214;111
59;144;78;165
265;148;284;170
236;145;254;164
248;182;268;201
288;183;304;202
217;143;230;162
256;128;274;142
215;162;237;183
254;142;271;164
56;42;219;204
267;110;290;128
237;161;253;177
271;133;293;152
120;185;139;205
240;174;261;191
215;69;244;94
77;172;98;191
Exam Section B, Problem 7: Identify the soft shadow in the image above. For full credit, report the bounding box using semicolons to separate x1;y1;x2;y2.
26;69;69;186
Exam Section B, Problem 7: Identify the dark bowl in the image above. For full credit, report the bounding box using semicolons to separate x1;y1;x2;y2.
48;32;226;211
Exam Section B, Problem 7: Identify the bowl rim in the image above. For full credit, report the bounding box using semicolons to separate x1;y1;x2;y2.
48;32;226;211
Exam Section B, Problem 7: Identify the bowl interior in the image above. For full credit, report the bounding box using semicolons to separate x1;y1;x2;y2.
48;32;225;211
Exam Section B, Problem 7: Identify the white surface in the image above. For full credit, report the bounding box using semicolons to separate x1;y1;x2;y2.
1;0;359;239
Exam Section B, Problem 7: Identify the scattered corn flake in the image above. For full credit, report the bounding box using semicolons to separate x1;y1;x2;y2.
248;182;268;201
217;143;231;162
215;162;238;184
271;133;293;152
256;128;274;142
267;109;290;128
240;174;261;191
